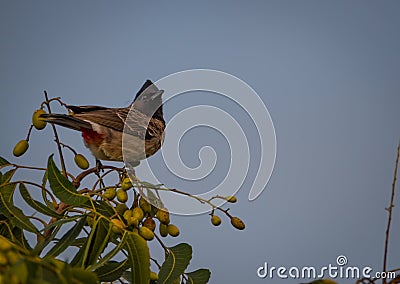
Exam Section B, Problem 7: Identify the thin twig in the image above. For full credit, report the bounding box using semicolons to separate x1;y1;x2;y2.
150;257;162;269
44;91;67;177
383;141;400;284
72;165;125;188
12;164;47;171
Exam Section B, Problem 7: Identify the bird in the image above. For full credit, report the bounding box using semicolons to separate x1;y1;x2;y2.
40;80;165;166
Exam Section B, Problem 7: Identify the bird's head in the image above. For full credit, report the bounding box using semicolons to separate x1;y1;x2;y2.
132;80;164;120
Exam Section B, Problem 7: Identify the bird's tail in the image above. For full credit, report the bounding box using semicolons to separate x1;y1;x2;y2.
40;114;92;131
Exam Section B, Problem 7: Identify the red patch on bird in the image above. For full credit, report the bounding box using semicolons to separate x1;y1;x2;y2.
81;128;105;145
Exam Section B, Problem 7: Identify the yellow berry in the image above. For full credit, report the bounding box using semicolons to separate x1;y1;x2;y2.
150;271;159;281
103;187;116;200
167;224;180;237
110;219;125;234
116;189;128;203
6;251;19;265
211;215;222;226
156;208;170;225
159;223;168;237
127;217;139;227
74;154;89;170
139;226;154;241
226;196;237;203
132;207;144;221
0;238;12;251
230;217;245;230
121;177;132;191
13;140;29;157
32;109;47;130
142;217;156;231
0;254;8;266
123;209;132;221
139;197;151;214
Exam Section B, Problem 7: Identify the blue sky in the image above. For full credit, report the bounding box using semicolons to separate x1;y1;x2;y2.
1;1;400;283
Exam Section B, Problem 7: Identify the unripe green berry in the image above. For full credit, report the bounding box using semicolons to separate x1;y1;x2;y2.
139;197;151;214
127;217;139;227
74;154;89;170
150;271;159;281
13;140;29;157
226;196;237;203
121;177;132;191
111;219;125;234
211;215;222;226
123;209;132;221
103;187;116;200
159;223;168;237
116;189;128;203
86;216;94;227
132;207;144;221
156;208;170;225
32;109;47;130
167;224;180;237
230;217;245;230
139;226;155;241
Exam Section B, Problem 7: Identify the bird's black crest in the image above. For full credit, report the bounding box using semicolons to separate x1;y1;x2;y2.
134;80;154;101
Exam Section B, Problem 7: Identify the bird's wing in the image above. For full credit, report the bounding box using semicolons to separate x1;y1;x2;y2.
74;107;152;139
74;108;127;133
67;105;108;114
117;108;151;139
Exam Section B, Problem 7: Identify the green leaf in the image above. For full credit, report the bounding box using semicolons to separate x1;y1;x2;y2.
146;188;164;209
89;231;127;271
158;243;193;284
0;156;10;167
19;183;61;218
41;170;54;209
95;260;129;282
47;155;88;206
85;217;112;266
10;260;29;283
46;216;87;257
124;231;150;284
71;237;87;248
11;226;32;250
138;181;163;189
70;217;110;268
1;168;16;185
32;223;61;256
0;182;16;203
186;269;211;284
70;267;98;284
0;191;37;233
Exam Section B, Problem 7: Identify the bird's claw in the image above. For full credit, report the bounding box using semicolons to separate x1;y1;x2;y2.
95;160;104;176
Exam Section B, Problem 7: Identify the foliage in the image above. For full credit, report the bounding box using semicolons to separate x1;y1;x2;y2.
0;94;245;283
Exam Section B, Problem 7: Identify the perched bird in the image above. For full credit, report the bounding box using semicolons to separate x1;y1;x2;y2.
41;80;165;165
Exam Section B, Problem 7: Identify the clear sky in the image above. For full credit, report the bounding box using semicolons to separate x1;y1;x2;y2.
1;1;400;283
